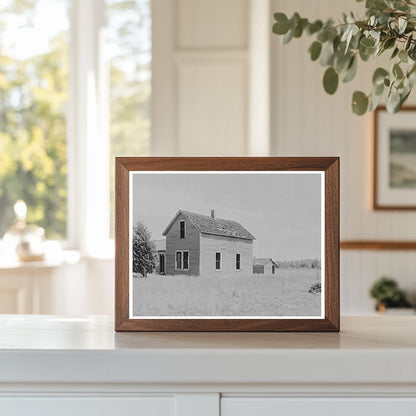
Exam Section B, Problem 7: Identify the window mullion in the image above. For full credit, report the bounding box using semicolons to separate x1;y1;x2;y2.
69;0;109;256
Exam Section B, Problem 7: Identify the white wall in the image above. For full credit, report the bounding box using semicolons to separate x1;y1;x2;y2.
271;0;416;313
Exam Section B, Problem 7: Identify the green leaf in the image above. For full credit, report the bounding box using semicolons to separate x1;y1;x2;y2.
293;18;308;38
369;92;383;111
393;63;404;79
398;17;407;34
317;30;328;43
393;0;410;11
374;83;385;96
309;41;322;61
387;87;401;113
360;37;375;48
372;67;389;86
352;91;369;115
307;20;323;35
391;47;399;59
282;29;293;44
366;0;388;10
342;56;358;83
359;46;374;62
334;52;352;73
408;69;416;88
399;49;408;63
405;34;413;51
400;87;411;106
383;37;396;50
273;13;290;35
409;45;416;61
290;12;301;30
320;40;335;66
323;67;339;94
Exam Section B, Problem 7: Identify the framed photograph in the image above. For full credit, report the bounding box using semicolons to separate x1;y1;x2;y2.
115;157;339;332
374;106;416;209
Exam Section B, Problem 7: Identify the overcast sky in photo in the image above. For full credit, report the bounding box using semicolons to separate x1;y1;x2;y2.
132;172;322;260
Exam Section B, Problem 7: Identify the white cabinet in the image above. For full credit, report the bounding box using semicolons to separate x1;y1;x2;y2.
1;397;175;416
222;398;416;416
1;316;416;416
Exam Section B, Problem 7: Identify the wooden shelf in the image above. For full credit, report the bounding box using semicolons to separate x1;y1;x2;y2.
341;241;416;250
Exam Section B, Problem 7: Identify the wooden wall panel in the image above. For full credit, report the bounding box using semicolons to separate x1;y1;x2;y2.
152;0;250;157
177;0;248;49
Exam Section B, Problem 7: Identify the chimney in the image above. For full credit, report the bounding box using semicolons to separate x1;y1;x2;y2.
211;209;215;218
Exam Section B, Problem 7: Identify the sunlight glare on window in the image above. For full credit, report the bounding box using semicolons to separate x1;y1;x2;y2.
0;0;70;239
106;0;151;237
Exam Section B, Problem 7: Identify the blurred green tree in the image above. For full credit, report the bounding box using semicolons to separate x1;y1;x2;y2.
0;0;69;238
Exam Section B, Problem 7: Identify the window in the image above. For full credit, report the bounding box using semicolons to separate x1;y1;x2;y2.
179;220;185;238
175;250;189;270
0;0;151;253
183;251;189;270
236;253;241;270
215;252;221;270
0;0;70;239
176;251;182;270
107;0;151;237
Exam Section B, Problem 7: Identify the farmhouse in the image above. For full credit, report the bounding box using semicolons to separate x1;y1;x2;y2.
161;210;255;276
253;257;278;275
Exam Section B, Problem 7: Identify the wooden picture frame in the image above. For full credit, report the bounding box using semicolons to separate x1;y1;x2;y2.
373;106;416;210
115;157;339;332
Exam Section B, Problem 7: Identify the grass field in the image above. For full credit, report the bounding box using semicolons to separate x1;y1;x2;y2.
132;269;322;317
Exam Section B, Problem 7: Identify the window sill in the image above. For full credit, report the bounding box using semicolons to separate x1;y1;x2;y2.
0;250;81;271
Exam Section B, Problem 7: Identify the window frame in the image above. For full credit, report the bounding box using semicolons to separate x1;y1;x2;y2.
215;252;221;270
182;250;189;270
236;253;241;270
175;250;182;270
175;250;189;271
68;0;110;257
179;220;186;239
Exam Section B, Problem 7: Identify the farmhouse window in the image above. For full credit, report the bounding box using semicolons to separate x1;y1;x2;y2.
176;250;189;270
215;252;221;270
176;251;182;269
183;251;189;270
179;220;186;238
236;253;241;270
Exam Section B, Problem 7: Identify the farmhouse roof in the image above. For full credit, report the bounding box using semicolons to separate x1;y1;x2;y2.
162;210;255;240
253;257;277;266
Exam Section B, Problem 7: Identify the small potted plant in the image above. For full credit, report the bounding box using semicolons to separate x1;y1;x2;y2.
369;276;413;313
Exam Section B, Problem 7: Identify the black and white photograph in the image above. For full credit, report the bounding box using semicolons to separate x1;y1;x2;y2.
129;171;324;318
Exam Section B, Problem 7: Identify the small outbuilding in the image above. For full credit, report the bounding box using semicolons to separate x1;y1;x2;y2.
253;257;278;275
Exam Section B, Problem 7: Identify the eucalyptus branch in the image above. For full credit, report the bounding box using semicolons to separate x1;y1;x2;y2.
272;0;416;115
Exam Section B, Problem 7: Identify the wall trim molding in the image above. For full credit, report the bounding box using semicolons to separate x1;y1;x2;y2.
341;241;416;250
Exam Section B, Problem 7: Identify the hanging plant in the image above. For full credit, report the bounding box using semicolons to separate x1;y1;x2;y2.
272;0;416;115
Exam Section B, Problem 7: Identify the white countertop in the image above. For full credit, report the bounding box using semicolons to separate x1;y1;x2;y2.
0;315;415;386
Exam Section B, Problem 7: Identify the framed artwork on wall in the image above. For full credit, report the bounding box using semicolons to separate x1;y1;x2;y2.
374;106;416;210
115;157;339;332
